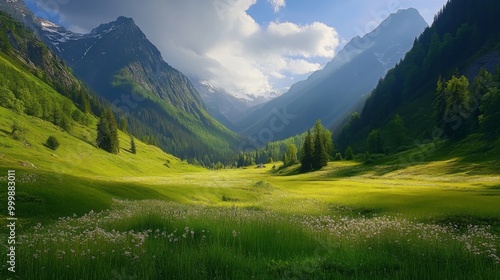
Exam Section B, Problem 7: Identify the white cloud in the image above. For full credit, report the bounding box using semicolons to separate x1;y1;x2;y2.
285;59;322;75
38;0;339;97
268;0;286;13
263;21;338;58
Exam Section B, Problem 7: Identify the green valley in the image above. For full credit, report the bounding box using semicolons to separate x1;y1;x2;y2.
0;106;499;279
1;0;500;279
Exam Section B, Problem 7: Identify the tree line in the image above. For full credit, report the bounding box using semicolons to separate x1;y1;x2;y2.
435;67;500;139
337;0;500;154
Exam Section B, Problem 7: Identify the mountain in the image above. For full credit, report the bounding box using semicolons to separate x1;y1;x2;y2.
338;0;500;153
45;16;240;162
0;9;99;120
40;16;208;115
190;78;278;130
0;9;112;148
235;8;427;146
0;0;241;163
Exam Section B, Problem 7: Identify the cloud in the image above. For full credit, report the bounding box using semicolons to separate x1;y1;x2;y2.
285;59;322;75
268;0;286;13
30;0;338;96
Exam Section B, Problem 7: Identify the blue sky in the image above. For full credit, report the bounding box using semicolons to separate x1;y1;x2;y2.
26;0;447;97
248;0;444;42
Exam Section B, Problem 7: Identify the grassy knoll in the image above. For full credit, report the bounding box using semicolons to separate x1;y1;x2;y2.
0;107;499;279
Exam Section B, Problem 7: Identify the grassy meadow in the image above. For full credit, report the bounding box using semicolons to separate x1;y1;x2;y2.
0;107;499;279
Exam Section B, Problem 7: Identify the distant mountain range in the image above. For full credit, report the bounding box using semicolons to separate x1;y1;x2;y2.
234;8;428;144
190;77;280;129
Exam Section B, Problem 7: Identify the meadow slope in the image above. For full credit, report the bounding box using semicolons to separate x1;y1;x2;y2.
0;106;499;279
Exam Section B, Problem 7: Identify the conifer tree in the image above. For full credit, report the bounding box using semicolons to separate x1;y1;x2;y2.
130;137;136;154
313;120;329;170
300;129;314;172
97;108;119;154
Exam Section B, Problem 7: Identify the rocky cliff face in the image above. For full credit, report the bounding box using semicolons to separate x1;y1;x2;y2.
0;5;82;97
40;16;206;116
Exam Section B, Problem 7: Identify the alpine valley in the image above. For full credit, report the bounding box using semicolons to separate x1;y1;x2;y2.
0;0;499;279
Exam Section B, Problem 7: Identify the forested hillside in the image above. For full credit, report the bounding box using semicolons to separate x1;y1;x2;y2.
0;11;102;131
338;0;500;153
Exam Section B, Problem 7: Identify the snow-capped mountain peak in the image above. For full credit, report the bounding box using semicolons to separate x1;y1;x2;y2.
40;19;84;44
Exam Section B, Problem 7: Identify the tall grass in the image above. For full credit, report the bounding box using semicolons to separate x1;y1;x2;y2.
3;200;498;279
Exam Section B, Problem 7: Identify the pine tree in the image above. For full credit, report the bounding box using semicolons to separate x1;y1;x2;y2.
300;129;314;172
97;109;119;154
130;137;136;154
313;120;329;170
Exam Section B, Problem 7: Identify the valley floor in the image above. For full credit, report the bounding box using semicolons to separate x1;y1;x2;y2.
0;159;499;279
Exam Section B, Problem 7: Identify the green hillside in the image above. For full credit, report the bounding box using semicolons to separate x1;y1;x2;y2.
0;107;202;177
338;0;500;153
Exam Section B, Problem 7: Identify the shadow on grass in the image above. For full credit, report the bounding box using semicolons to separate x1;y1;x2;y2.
417;134;500;175
432;214;500;234
0;128;12;135
322;164;368;178
121;147;134;154
270;165;302;176
329;203;385;218
0;167;171;221
329;135;500;177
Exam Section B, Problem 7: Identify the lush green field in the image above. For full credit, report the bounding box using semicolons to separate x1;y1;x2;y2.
0;107;499;279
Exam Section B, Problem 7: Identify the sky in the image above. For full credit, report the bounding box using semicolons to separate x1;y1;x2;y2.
25;0;448;98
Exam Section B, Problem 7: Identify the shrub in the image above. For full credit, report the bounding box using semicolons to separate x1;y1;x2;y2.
345;146;354;160
11;122;28;141
46;135;60;150
334;153;343;161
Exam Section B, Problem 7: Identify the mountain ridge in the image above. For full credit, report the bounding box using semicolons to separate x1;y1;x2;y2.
0;0;240;163
234;8;428;146
337;0;500;153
